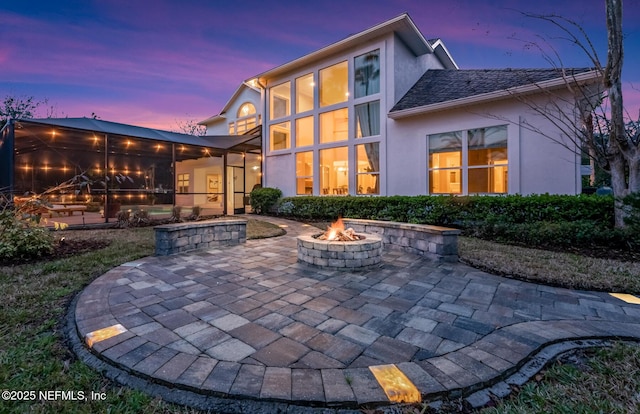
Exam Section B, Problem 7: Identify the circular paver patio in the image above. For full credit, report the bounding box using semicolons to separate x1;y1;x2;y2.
71;216;640;411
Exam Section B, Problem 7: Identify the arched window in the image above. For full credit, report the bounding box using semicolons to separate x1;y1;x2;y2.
229;102;259;135
237;103;256;118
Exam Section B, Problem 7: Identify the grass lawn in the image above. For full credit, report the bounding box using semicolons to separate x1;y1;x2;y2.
473;342;640;414
0;217;638;413
459;236;640;295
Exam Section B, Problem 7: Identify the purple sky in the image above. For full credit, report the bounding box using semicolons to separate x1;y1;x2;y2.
1;0;639;131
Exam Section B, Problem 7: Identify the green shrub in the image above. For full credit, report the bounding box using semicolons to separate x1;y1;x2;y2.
274;194;614;226
250;187;282;214
622;192;640;231
0;211;53;261
271;194;629;250
469;219;634;250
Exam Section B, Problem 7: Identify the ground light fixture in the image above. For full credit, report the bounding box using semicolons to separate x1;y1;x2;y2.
609;293;640;304
369;364;421;403
84;324;127;348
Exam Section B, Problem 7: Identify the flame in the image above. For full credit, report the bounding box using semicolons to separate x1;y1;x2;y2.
325;217;345;241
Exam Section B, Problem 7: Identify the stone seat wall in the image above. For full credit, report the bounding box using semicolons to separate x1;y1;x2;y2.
154;219;247;256
342;218;460;262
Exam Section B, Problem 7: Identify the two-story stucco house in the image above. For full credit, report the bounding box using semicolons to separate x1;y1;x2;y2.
201;13;599;200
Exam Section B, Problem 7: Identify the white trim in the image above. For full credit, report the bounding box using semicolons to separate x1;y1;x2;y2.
429;39;458;69
199;82;261;126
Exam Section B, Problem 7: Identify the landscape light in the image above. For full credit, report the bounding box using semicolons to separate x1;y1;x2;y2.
369;364;421;403
84;324;127;348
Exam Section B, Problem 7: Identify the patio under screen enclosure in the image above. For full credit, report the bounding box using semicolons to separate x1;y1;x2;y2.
0;118;262;224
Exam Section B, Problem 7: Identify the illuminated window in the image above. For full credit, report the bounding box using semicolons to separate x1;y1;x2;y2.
229;102;259;135
270;82;291;120
238;102;256;118
296;116;314;147
296;74;314;113
177;173;190;194
428;126;508;194
355;101;380;138
270;122;290;151
319;61;348;107
320;146;348;195
356;143;379;194
429;131;462;194
319;108;348;143
234;117;257;135
295;151;313;195
354;49;380;98
468;126;508;193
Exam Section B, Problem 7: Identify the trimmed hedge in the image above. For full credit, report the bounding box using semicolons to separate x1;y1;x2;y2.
275;194;615;227
469;219;637;250
273;194;637;251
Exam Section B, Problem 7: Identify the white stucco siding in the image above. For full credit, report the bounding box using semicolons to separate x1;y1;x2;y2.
264;153;295;196
386;95;581;196
518;123;580;195
204;119;227;136
391;35;443;106
516;96;582;195
385;116;427;195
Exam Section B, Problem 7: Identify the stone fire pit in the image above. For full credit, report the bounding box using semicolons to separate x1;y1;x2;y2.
297;233;383;270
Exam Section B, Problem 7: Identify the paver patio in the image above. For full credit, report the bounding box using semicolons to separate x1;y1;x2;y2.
71;216;640;412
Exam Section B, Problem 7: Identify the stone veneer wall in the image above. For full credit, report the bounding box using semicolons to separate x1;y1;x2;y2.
297;234;383;270
342;218;460;262
154;219;247;256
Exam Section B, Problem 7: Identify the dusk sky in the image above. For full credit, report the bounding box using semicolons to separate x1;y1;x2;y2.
1;0;639;131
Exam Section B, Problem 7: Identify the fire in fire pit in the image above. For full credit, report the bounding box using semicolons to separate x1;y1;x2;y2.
317;217;364;241
297;217;382;270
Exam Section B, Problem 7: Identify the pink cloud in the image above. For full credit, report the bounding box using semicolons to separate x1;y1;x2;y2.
3;0;636;134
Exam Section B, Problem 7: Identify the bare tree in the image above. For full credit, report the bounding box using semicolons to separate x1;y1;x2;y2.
0;95;41;127
0;95;70;127
172;117;206;136
496;0;637;227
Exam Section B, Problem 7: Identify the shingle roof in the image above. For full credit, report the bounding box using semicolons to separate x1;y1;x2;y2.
390;68;596;113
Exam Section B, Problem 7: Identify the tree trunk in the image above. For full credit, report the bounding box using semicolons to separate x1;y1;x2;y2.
629;155;640;193
605;0;627;227
610;155;628;227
